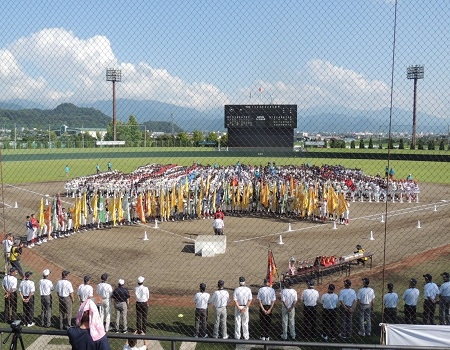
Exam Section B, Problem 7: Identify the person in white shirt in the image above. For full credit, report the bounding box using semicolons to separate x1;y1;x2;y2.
2;267;18;323
383;283;398;323
210;279;229;339
77;275;94;303
301;279;320;339
19;271;35;327
320;283;339;341
55;270;74;330
257;278;276;341
97;273;113;332
2;233;13;270
280;278;297;340
339;279;357;339
357;277;375;337
439;272;450;325
213;218;224;235
402;278;419;324
233;276;252;340
135;276;150;334
423;273;439;325
39;269;54;328
194;282;210;338
124;334;148;350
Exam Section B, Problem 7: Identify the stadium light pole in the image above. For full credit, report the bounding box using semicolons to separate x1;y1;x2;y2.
106;68;122;142
407;65;424;149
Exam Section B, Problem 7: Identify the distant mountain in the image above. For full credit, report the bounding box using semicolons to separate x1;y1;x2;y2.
88;99;223;132
89;99;448;134
1;98;447;134
0;103;111;129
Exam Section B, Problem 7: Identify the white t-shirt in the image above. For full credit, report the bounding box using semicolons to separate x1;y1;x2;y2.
281;288;298;308
257;286;276;306
39;278;54;296
194;292;210;309
233;285;252;306
77;284;93;302
97;282;113;299
211;289;229;308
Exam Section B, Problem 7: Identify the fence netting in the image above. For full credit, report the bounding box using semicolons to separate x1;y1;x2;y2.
0;1;449;349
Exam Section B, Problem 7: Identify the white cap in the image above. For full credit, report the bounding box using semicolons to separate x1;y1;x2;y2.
118;279;125;285
137;276;145;283
43;269;50;276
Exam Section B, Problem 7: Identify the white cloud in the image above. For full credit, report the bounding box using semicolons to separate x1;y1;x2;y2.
1;28;229;110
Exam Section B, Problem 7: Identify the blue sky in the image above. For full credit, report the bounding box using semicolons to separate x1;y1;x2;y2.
0;0;448;121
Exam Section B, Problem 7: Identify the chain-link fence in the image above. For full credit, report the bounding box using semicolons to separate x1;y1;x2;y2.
0;1;450;349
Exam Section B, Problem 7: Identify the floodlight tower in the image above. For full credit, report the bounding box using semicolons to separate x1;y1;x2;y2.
407;65;424;149
106;68;122;141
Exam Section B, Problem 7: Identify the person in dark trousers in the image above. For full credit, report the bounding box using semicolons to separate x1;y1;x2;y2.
112;279;130;333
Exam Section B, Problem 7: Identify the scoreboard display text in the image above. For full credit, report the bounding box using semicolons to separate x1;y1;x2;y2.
224;105;297;128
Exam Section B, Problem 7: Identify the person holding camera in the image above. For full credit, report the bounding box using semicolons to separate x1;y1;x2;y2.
10;240;24;279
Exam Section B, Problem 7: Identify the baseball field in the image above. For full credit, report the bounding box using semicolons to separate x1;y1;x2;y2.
1;148;450;347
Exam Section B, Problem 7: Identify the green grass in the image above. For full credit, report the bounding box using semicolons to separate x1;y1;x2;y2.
2;150;450;184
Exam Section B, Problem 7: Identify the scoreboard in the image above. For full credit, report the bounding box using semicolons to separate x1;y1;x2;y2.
224;105;297;128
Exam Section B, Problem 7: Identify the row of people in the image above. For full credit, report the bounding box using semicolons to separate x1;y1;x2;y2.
3;269;449;341
198;273;450;342
2;269;150;334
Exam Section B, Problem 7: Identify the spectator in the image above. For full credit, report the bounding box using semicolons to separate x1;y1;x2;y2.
339;279;357;339
210;279;229;339
112;279;130;333
320;283;338;341
2;267;18;323
19;271;35;327
280;278;297;340
301;279;320;339
439;272;450;325
194;282;210;338
67;299;111;350
383;283;398;323
39;269;54;328
423;274;439;325
135;276;150;335
233;276;252;340
402;278;419;324
56;270;75;330
257;278;276;341
97;273;113;332
77;276;94;303
357;277;375;337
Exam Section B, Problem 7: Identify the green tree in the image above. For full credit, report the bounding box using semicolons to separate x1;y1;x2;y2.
192;130;203;146
323;139;327;148
388;139;394;149
176;132;190;147
359;139;365;149
219;133;228;147
350;140;356;148
418;139;424;150
428;139;435;150
368;138;373;149
206;132;219;143
439;139;445;150
399;138;404;149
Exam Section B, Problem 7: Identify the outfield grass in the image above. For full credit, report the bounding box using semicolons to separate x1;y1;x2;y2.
1;147;449;184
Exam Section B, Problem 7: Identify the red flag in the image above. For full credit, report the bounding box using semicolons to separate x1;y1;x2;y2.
266;250;279;286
